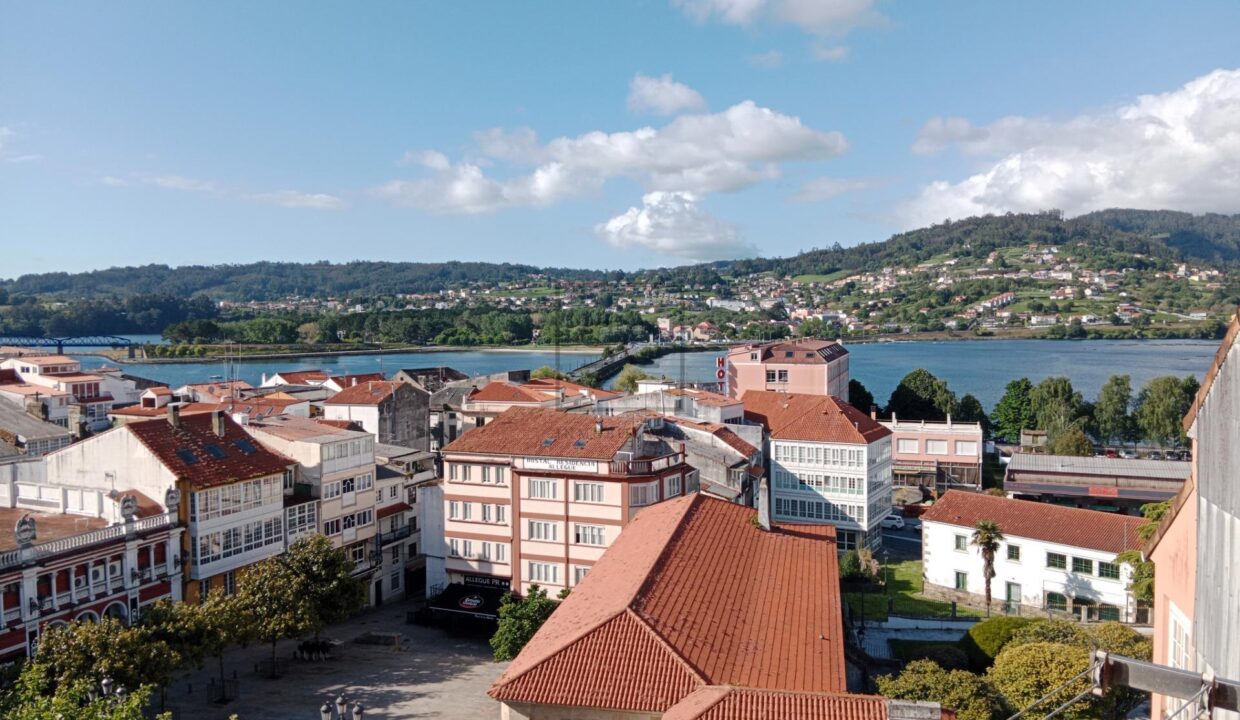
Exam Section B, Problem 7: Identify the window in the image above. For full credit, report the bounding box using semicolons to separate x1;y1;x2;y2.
925;440;948;455
528;562;558;584
896;439;919;454
1046;592;1068;612
448;463;458;480
323;481;341;500
777;370;789;382
482;504;491;523
665;474;682;498
461;503;471;521
629;482;659;507
766;370;776;383
1072;557;1094;575
496;505;507;524
529;478;557;499
954;572;968;590
574;524;605;546
356;509;373;526
1097;604;1121;622
1098;561;1120;580
494;543;506;562
955;441;978;456
528;520;557;541
574;482;605;503
223;571;236;595
1168;603;1192;671
449;538;459;557
449;501;460;520
574;566;590;585
837;530;857;551
323;518;341;536
1046;552;1067;570
1007;544;1021;562
954;534;968;551
462;465;472;482
481;466;491;483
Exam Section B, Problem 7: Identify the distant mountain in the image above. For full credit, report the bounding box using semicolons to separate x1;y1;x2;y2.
6;209;1240;301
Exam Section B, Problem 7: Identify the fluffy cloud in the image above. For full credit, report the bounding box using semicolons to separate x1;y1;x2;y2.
596;191;755;261
151;175;218;193
249;190;344;209
674;0;877;35
791;176;877;202
378;100;846;213
901;69;1240;228
627;73;707;116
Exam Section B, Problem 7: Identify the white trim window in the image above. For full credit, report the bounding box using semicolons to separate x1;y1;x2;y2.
897;438;919;454
529;478;557;499
528;561;558;584
664;474;682;498
955;440;978;456
573;481;605;503
925;440;948;455
573;524;605;546
528;520;557;541
573;565;590;585
629;481;659;507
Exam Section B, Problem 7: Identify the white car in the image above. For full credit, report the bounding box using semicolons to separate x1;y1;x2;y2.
880;515;906;530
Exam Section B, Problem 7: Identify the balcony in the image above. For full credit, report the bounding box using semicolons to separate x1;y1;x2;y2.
610;452;684;476
377;525;413;547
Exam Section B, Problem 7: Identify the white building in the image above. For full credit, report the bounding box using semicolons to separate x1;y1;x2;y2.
743;390;893;551
921;491;1146;622
0;356;133;433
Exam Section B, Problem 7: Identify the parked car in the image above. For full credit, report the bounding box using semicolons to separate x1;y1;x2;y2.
1119;449;1139;459
880;515;906;530
1104;449;1119;458
1146;450;1164;460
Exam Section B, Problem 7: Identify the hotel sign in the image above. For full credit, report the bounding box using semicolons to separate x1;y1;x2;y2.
523;457;598;473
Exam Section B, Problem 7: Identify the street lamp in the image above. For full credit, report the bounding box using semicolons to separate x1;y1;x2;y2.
336;695;347;717
321;695;363;720
320;702;332;720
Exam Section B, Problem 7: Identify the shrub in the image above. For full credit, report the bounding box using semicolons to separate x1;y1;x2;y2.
911;645;971;671
959;616;1037;671
839;550;871;582
988;642;1097;720
877;659;1004;720
1007;619;1087;648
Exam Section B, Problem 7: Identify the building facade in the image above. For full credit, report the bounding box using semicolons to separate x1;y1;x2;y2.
324;380;430;451
879;416;984;492
922;491;1144;622
1003;453;1190;514
725;339;850;400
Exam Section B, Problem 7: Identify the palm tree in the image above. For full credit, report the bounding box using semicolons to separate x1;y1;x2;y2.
971;520;1005;615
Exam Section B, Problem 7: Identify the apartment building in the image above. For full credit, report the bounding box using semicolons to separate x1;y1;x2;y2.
435;407;697;607
879;415;984;492
244;414;383;602
374;444;440;600
44;409;295;602
0;355;126;433
324;380;429;450
0;495;182;660
725;338;850;400
744;390;893;551
922;491;1145;622
0;402;72;456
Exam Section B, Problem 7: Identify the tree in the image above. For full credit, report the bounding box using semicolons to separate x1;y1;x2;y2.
31;617;177;698
530;365;567;380
971;521;1005;614
0;662;167;720
876;659;1004;720
1094;375;1134;445
847;379;875;414
956;393;991;436
280;534;366;640
988;642;1097;720
1029;377;1082;433
886;369;958;421
1046;427;1094;456
196;591;248;692
959;616;1037;671
491;585;562;661
613;364;652;394
992;378;1035;443
1134;375;1196;446
1007;619;1088;647
235;555;315;673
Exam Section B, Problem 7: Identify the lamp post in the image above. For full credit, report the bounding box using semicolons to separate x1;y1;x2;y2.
321;695;364;720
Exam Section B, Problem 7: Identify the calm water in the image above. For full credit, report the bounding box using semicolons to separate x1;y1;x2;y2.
73;339;1219;411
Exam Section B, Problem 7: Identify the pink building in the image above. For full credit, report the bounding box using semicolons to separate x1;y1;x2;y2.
725;339;849;400
878;415;984;492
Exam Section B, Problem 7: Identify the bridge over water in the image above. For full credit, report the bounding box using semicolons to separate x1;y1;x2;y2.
0;335;138;356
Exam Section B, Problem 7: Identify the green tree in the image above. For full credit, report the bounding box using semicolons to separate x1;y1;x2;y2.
988;642;1097;720
530;365;568;380
876;659;1004;720
1046;427;1094;456
613;364;652;393
1094;375;1135;445
956;393;991;436
959;616;1037;671
797;317;827;337
1029;377;1082;433
31;617;177;698
1134;375;1196;446
1007;619;1089;647
235;555;315;674
886;368;958;421
281;534;367;640
491;585;562;661
847;379;876;415
971;521;1005;614
0;663;167;720
991;378;1035;443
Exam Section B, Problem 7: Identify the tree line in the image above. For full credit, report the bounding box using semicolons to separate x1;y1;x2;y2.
0;294;217;337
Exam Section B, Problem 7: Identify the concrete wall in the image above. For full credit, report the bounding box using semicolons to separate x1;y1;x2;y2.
499;702;657;720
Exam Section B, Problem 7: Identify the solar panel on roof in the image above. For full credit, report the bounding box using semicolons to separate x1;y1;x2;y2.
574;439;587;448
232;438;257;454
175;448;199;465
204;444;227;459
542;438;555;446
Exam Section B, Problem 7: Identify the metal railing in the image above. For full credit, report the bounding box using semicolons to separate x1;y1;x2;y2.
377;525;413;546
610;452;684;475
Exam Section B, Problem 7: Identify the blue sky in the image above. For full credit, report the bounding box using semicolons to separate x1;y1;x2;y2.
3;1;1240;277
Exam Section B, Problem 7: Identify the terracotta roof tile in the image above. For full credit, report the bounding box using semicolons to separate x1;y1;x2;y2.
466;381;555;404
126;413;293;490
922;491;1145;555
663;687;898;720
524;377;624;400
730;339;848;365
443;407;643;460
667;388;739;408
489;495;846;712
330;372;386;387
743;391;890;445
273;369;330;384
324;381;400;406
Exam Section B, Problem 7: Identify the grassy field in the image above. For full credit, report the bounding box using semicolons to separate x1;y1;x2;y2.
845;560;985;622
792;270;852;284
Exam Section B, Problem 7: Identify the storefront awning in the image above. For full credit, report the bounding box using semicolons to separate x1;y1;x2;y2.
428;583;507;620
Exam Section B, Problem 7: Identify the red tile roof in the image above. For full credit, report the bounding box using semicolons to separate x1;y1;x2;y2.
126;413;293;490
663;687;909;720
667;388;739;407
443;407;642;460
329;372;386;387
524;377;624;400
489;494;845;713
922;491;1146;554
324;380;400;406
466;381;554;404
662;416;757;457
730;339;848;365
743;391;890;445
273;369;329;384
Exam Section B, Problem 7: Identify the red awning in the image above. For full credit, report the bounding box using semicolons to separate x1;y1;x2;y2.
376;502;411;520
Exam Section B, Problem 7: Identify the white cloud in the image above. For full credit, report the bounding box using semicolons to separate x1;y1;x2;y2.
791;176;877;202
151;175;218;193
901;69;1240;228
378;100;846;213
675;0;877;35
627;73;707;116
249;190;344;209
596;191;755;261
400;150;452;170
748;50;785;68
100;176;131;187
812;44;849;62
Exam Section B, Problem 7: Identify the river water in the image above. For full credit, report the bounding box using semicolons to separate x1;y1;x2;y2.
69;337;1219;411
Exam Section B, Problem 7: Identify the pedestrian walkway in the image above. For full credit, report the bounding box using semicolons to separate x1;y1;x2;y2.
165;598;505;720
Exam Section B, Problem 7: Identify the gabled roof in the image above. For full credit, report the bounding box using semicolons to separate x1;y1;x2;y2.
443;407;642;460
667;388;740;408
524;377;624;401
272;369;329;384
661;416;758;458
125;413;293;490
489;495;845;713
663;687;929;720
328;372;386;388
465;381;555;404
730;339;848;365
922;491;1145;555
324;380;401;406
743;390;890;445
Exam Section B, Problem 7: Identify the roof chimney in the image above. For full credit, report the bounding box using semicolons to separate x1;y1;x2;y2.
756;475;771;531
352;377;358;387
212;409;226;437
870;405;878;420
167;404;181;429
595;418;603;434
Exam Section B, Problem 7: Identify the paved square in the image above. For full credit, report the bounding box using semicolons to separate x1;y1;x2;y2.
167;599;507;720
